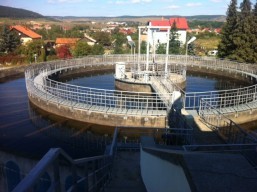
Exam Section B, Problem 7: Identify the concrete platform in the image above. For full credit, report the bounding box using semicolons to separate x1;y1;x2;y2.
184;152;257;192
105;151;146;192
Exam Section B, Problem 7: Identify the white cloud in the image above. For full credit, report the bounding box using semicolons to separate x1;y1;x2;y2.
167;5;180;9
186;2;202;7
114;0;151;4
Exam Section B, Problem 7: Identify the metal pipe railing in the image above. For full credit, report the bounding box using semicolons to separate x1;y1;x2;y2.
13;127;118;192
199;98;257;144
25;54;257;114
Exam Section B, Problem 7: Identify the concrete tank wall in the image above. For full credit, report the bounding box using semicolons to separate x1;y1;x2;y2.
29;96;167;128
115;78;153;92
0;65;28;79
187;65;254;84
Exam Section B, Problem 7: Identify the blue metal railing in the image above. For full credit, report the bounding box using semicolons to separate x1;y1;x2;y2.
13;128;118;192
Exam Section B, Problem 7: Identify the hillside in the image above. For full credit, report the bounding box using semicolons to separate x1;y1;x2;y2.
51;15;226;23
0;5;225;26
0;5;44;18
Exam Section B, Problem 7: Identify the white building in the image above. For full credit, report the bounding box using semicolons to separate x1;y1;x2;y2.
148;17;189;46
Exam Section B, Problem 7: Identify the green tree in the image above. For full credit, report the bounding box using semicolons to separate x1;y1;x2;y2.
140;41;147;54
25;40;45;63
233;0;255;62
73;41;92;57
218;0;238;58
0;25;21;53
156;44;166;54
40;25;64;40
92;32;111;46
251;1;257;63
39;46;46;62
113;27;120;35
254;1;257;16
73;41;104;57
91;44;104;55
187;35;196;55
169;21;181;54
65;29;84;38
113;33;126;54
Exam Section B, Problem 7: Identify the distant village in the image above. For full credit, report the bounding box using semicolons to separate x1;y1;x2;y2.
0;17;222;65
24;18;222;45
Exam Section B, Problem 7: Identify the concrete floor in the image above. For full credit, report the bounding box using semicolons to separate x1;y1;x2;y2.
105;151;147;192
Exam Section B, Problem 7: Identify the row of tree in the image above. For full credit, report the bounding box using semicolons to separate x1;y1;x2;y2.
0;24;128;64
218;0;257;63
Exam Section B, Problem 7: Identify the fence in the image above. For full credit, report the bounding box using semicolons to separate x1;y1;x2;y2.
25;55;182;115
199;99;257;144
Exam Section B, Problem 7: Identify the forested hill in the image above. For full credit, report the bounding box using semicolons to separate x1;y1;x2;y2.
53;15;226;22
0;6;44;18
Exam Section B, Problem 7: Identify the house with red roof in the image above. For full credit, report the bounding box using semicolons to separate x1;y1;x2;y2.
10;25;42;44
55;38;81;47
214;28;222;34
148;17;189;45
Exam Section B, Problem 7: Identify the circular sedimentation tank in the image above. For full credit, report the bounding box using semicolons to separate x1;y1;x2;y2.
1;54;257;158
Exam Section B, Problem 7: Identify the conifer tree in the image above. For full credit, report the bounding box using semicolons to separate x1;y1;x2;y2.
218;0;238;58
0;25;21;53
252;1;257;63
169;21;181;54
254;1;257;16
233;0;255;63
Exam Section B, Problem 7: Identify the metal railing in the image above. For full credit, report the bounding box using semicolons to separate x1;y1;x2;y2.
25;54;257;115
11;125;195;192
11;126;257;192
13;128;118;192
185;84;257;110
25;56;183;115
181;56;257;110
199;98;257;144
27;76;169;113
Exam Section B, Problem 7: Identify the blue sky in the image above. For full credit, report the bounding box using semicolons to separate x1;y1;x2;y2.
1;0;247;17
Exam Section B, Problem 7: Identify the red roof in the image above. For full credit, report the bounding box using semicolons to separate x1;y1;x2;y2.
56;38;80;45
10;25;42;39
150;20;170;27
150;17;189;30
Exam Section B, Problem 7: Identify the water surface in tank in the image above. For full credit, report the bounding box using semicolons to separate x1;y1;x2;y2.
0;71;250;159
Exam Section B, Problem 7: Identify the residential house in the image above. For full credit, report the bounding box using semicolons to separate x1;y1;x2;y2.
187;28;201;35
83;34;97;46
201;28;212;33
55;38;80;48
148;17;189;46
214;28;222;34
10;25;42;44
119;28;133;35
28;21;52;31
106;21;127;27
